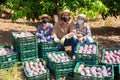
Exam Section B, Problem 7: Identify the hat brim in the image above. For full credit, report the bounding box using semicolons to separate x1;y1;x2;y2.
39;15;51;20
60;11;72;15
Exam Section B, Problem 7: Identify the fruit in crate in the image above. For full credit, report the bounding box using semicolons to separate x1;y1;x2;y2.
13;32;34;38
78;44;97;54
47;52;70;63
0;48;14;56
24;59;47;76
77;64;112;77
104;49;120;63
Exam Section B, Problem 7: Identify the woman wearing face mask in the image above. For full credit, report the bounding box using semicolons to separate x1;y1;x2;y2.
76;14;94;44
36;14;53;41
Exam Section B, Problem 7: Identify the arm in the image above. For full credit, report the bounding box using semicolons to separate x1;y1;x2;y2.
64;21;76;39
51;22;58;38
83;24;92;40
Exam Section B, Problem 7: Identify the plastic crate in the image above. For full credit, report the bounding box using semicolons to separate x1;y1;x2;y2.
22;58;50;80
0;46;18;64
0;60;18;69
12;32;37;45
19;50;38;62
76;60;98;65
102;48;120;74
52;69;73;80
46;51;75;71
75;42;98;64
74;62;114;80
39;41;58;52
12;32;38;53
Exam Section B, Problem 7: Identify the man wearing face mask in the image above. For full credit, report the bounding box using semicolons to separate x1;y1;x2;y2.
52;9;77;59
75;14;93;44
36;14;53;41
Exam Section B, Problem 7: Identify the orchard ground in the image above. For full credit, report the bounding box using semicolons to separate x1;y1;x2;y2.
0;14;120;80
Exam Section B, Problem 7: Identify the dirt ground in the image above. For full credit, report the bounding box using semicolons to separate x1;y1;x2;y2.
0;13;120;80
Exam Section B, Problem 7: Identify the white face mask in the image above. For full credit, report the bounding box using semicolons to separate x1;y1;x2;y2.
77;20;84;24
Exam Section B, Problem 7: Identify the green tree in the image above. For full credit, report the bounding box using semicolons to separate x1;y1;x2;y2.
4;0;109;22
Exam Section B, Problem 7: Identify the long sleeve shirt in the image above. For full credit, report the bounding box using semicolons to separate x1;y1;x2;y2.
52;20;76;39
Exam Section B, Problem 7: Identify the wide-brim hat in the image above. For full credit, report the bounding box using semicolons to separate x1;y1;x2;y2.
60;9;72;15
77;14;86;19
39;14;51;20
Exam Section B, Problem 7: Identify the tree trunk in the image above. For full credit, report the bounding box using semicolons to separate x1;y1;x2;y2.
56;0;60;21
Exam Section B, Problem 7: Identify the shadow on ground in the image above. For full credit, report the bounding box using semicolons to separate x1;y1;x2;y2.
0;30;36;46
91;26;120;36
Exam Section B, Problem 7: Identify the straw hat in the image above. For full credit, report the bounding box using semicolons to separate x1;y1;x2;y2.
77;14;86;19
39;14;51;20
60;9;72;15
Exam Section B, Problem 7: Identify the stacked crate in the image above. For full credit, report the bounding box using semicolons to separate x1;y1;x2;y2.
75;42;99;65
22;58;50;80
0;46;18;69
12;32;38;61
38;41;58;60
101;48;120;79
74;62;114;80
46;51;75;80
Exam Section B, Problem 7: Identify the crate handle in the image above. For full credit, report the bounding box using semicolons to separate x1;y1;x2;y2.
8;58;12;61
34;75;39;79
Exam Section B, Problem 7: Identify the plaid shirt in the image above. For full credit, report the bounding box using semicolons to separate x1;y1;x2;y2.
37;23;53;36
76;23;92;39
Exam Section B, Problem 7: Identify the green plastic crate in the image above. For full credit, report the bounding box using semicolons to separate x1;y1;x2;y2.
52;68;73;80
75;42;98;64
0;60;18;69
74;62;114;80
0;46;18;64
12;32;37;45
22;58;50;80
39;41;58;52
46;51;75;71
102;48;120;74
76;60;98;65
19;50;38;62
12;32;38;53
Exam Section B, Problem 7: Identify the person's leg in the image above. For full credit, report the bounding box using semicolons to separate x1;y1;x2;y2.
58;44;65;51
84;36;94;44
58;38;71;51
70;36;78;56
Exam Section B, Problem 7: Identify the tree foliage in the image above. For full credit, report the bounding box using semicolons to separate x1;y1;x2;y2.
0;0;119;21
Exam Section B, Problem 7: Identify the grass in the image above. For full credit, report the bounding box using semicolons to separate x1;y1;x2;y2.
0;62;25;80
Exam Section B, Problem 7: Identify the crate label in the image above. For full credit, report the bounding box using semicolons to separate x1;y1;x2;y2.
8;58;12;61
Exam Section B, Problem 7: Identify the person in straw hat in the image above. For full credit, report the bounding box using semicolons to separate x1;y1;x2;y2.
75;14;94;44
36;14;53;41
52;9;77;59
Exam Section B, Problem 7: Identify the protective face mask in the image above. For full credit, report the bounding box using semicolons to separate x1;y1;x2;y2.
62;17;70;22
77;20;84;24
42;19;48;23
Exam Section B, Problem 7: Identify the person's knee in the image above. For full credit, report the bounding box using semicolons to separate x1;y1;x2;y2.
72;35;78;41
86;36;94;43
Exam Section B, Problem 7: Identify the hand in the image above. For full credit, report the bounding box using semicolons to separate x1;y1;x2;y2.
76;34;83;38
60;37;65;45
78;37;84;42
65;32;74;39
65;35;71;39
54;37;60;43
